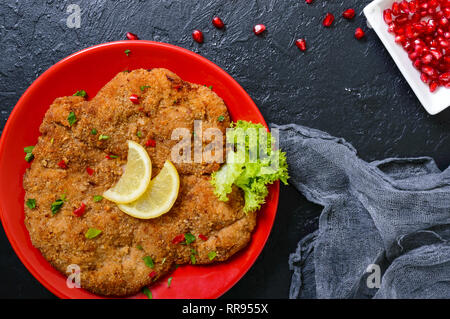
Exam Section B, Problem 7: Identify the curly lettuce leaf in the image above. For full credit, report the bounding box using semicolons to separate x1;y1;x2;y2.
211;121;289;213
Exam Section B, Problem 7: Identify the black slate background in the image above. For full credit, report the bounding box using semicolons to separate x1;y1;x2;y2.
0;0;449;299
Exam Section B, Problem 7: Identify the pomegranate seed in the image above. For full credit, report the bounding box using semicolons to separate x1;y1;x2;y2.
421;53;434;64
129;94;139;104
343;9;356;19
198;234;208;241
392;2;401;15
420;72;429;83
384;9;393;24
212;16;225;29
145;139;156;147
57;160;67;169
323;13;335;27
395;35;406;44
149;271;157;278
86;167;94;176
439;17;449;27
253;24;266;35
305;0;313;3
126;32;138;40
400;0;409;13
439;72;450;82
73;203;86;217
429;49;442;60
355;28;365;39
295;38;307;51
192;29;204;43
413;58;422;69
422;66;436;77
429;81;438;92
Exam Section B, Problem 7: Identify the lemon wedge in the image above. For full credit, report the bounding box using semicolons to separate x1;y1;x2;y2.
117;160;180;219
103;141;152;204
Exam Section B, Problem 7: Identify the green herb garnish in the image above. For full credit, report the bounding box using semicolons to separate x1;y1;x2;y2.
26;199;36;209
108;155;118;159
140;85;151;92
98;134;109;141
25;152;34;162
91;128;97;135
137;131;142;138
137;245;143;250
67;112;77;126
51;198;64;215
208;251;217;261
184;233;196;245
167;277;173;287
161;257;166;265
24;146;35;162
217;115;225;122
190;254;196;265
142;256;155;268
142;287;152;299
85;228;102;239
124;49;131;56
73;90;87;98
93;195;103;202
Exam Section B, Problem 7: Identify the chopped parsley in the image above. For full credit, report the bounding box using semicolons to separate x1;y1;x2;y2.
136;245;143;250
142;256;155;268
208;251;217;261
167;277;173;287
91;128;97;135
98;134;109;141
51;198;64;215
85;228;102;239
140;85;151;92
137;131;142;138
108;155;118;159
26;199;36;209
142;287;152;299
93;195;103;202
24;146;34;162
190;248;197;265
217;115;225;122
67;112;77;126
208;85;213;90
124;49;131;56
25;152;34;162
73;90;87;98
184;233;196;245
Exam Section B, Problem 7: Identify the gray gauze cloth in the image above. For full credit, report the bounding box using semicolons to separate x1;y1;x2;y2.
272;123;450;299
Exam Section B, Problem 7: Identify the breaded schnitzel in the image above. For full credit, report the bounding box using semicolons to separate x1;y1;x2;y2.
23;68;257;296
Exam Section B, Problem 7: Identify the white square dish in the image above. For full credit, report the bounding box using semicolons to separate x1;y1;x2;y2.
364;0;450;115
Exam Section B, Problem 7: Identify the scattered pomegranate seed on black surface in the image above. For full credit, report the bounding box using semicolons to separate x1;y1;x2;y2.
355;28;365;40
192;29;204;43
295;38;307;51
323;13;335;27
253;24;266;35
212;16;225;29
343;9;356;19
129;94;139;104
305;0;313;3
383;0;450;92
126;32;138;40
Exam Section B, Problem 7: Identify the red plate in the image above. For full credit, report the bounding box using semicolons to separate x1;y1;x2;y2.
0;41;279;299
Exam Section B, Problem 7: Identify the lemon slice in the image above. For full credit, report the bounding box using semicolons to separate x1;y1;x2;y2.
117;161;180;219
103;141;152;204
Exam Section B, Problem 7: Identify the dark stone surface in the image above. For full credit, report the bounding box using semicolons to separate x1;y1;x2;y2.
0;0;448;299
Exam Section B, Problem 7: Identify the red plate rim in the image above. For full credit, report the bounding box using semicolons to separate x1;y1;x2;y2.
0;41;280;299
